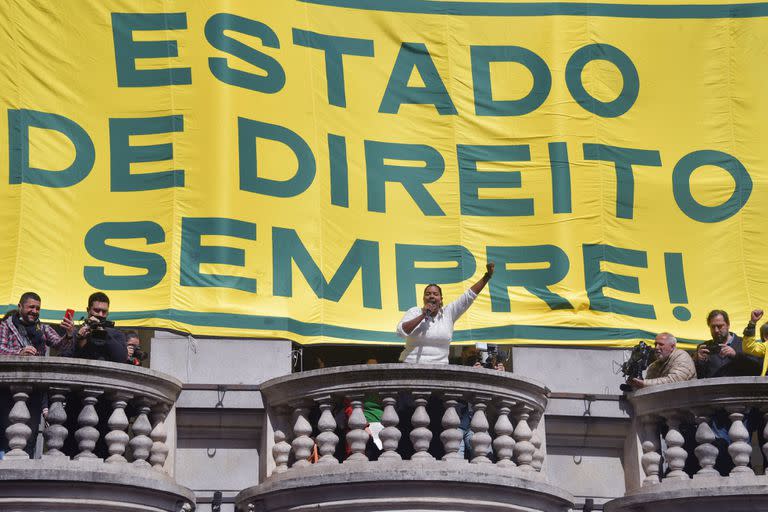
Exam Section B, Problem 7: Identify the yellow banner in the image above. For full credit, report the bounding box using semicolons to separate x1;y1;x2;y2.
1;0;767;346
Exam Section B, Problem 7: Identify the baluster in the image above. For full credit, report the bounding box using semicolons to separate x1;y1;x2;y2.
5;385;33;460
469;395;492;464
75;388;104;460
727;406;754;475
663;414;689;480
273;430;291;473
290;406;314;467
639;415;661;485
315;397;339;464
43;387;69;458
440;393;464;462
410;392;434;461
512;405;535;471
105;392;132;463
344;395;369;462
693;410;718;477
493;400;516;468
763;412;768;470
149;403;170;471
129;398;154;467
378;394;402;461
530;413;544;472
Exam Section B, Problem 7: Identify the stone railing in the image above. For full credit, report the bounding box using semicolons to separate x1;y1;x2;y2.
265;363;548;471
606;377;768;512
0;356;194;512
238;364;574;512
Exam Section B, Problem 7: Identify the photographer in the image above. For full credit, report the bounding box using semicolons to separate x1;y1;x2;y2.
629;333;695;389
125;331;145;366
71;292;127;363
694;309;761;378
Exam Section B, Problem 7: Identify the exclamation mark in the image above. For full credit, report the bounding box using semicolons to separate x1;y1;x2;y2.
664;253;691;321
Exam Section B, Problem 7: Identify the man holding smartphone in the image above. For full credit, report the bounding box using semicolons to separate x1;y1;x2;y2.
0;291;75;356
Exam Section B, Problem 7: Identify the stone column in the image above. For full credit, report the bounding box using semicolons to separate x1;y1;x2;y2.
5;385;33;460
727;406;754;475
315;396;339;464
410;392;434;461
763;411;768;465
378;394;402;461
105;391;133;464
43;386;70;458
75;388;104;461
440;393;464;462
272;430;291;473
639;415;661;486
663;414;689;480
469;395;493;464
513;405;536;471
692;409;718;478
344;395;370;463
150;403;171;471
493;400;516;468
290;405;314;467
129;398;154;467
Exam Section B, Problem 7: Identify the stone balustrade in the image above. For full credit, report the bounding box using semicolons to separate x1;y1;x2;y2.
0;356;195;512
606;377;768;512
238;364;574;512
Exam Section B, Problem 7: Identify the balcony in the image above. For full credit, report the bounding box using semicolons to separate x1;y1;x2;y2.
236;363;574;512
0;356;195;512
606;377;768;512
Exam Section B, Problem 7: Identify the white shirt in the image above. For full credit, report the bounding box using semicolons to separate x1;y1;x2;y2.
396;289;478;364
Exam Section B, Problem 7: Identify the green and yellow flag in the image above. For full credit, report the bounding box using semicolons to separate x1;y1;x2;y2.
1;0;767;345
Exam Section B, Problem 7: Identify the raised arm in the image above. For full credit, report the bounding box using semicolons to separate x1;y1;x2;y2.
470;263;495;295
743;309;766;357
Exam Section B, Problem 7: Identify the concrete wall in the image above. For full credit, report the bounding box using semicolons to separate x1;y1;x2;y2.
150;332;293;512
513;346;634;510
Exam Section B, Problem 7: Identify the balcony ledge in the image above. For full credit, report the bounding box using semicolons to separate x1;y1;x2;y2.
0;459;195;511
238;462;574;512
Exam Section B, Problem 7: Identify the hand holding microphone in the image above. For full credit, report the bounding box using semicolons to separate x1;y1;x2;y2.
422;301;439;317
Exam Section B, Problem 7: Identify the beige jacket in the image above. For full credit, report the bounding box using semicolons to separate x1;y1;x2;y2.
644;348;696;386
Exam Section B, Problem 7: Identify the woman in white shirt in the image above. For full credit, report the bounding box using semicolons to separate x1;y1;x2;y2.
397;263;495;364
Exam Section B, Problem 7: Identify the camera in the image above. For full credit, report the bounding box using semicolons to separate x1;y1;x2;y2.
702;342;721;356
619;341;655;392
132;345;147;362
85;317;115;329
476;342;509;369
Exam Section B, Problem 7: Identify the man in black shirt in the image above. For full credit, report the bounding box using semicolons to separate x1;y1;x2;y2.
71;292;127;363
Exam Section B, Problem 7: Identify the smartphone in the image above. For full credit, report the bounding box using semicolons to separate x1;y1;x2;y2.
64;309;75;321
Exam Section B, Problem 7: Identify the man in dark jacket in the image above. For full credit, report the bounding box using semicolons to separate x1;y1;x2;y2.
693;309;761;475
694;309;761;378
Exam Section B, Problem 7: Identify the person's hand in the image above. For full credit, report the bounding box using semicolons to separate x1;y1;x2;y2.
486;262;495;279
751;309;763;324
494;362;505;372
695;344;710;362
18;346;37;356
720;344;736;358
61;315;74;336
422;302;439;317
473;361;483;369
127;344;135;357
77;323;91;339
630;378;645;389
